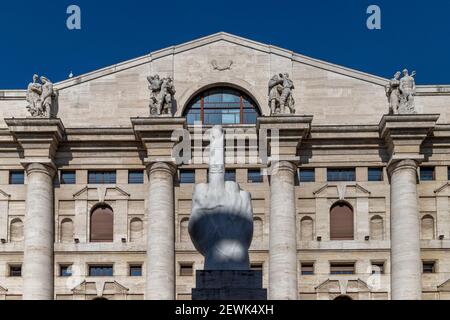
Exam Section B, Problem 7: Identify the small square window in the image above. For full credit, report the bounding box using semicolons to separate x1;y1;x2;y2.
61;171;76;185
88;171;117;184
60;265;73;277
420;167;435;181
327;169;356;182
180;263;194;276
371;262;385;274
179;170;195;184
9;171;24;185
9;265;22;277
248;169;263;183
250;263;263;271
129;265;142;277
368;168;384;182
330;263;355;275
423;261;436;274
224;170;236;182
299;169;315;183
128;170;144;184
301;263;315;275
89;265;113;277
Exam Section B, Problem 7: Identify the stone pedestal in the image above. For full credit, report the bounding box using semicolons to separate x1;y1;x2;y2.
379;114;439;300
131;117;186;300
5;118;65;300
257;115;313;300
192;270;267;300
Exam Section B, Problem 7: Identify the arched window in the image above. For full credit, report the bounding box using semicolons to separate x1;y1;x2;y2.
90;204;114;242
370;216;384;240
253;218;263;242
130;218;143;242
184;87;260;125
10;218;24;242
180;218;190;243
300;216;314;241
330;202;354;240
421;215;435;240
60;218;74;243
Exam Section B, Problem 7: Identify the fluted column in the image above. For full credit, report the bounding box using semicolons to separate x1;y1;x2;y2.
145;162;176;300
269;161;298;300
389;159;422;300
22;162;56;300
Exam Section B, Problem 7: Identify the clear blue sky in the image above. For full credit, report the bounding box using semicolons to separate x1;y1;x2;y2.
1;0;449;89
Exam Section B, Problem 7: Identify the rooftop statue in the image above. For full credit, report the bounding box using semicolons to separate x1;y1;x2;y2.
386;69;417;114
26;75;57;118
268;73;296;115
188;126;254;270
147;75;176;117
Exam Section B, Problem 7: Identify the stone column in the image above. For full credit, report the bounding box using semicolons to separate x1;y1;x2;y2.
145;162;176;300
389;159;421;300
257;115;313;300
269;161;298;300
379;114;439;300
23;162;56;300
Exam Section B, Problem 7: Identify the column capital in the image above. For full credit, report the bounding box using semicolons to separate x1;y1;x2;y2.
269;160;297;176
5;118;65;164
387;159;419;177
22;161;57;178
257;115;313;165
146;161;177;176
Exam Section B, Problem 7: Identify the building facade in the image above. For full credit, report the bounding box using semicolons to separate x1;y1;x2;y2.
0;33;450;300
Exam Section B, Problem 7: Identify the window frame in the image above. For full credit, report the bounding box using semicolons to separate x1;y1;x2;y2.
248;169;264;183
128;170;144;184
224;169;236;182
88;171;117;184
129;264;143;277
179;262;194;277
327;168;356;182
59;264;73;277
60;170;76;185
368;167;384;182
420;167;436;181
371;261;385;274
301;262;315;276
9;171;25;185
179;169;196;184
88;264;114;277
330;262;356;275
422;261;436;274
299;169;316;183
8;264;22;277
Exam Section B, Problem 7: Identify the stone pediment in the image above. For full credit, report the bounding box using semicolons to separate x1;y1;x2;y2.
315;278;370;294
0;189;11;200
0;285;8;294
435;183;450;196
438;278;450;292
72;280;129;297
313;183;371;199
73;186;130;201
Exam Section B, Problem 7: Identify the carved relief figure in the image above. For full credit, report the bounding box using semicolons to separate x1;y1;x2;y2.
268;73;295;115
386;69;417;114
147;75;176;116
26;75;57;118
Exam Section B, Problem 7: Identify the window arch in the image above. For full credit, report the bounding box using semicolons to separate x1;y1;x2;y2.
90;204;114;242
10;218;24;242
130;218;143;242
300;216;314;241
330;202;354;240
421;215;435;240
60;218;74;243
184;87;260;125
370;215;384;240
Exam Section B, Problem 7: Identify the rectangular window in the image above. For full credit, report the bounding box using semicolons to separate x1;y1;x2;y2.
88;265;113;277
128;170;144;184
224;169;236;182
327;168;356;182
250;263;263;271
330;263;355;275
423;261;436;274
61;171;76;185
301;263;315;275
371;262;385;274
9;265;22;277
448;167;450;181
420;167;435;181
248;169;263;183
180;263;194;276
9;171;24;185
129;265;143;277
88;171;116;184
179;170;195;184
60;265;73;277
299;169;315;183
368;168;384;182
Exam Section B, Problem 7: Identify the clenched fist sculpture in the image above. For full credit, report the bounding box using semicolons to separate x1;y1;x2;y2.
188;126;254;270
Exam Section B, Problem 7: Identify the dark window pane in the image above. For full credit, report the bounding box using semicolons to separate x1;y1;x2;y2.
224;170;236;182
371;262;385;274
248;169;263;183
90;205;114;243
9;265;22;277
250;263;263;271
301;263;314;275
129;265;142;277
299;169;315;183
9;171;24;185
180;170;195;184
180;264;193;276
330;202;354;240
368;168;383;182
128;170;144;184
420;167;435;181
89;265;113;277
60;265;72;277
423;262;435;274
61;171;76;184
88;171;116;184
330;263;355;275
327;168;356;182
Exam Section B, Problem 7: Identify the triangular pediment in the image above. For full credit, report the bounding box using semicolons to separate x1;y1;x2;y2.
435;183;450;196
0;189;11;200
438;278;450;292
313;183;371;199
73;186;130;201
0;284;8;293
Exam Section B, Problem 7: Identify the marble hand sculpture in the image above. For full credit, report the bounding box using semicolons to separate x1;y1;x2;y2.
188;126;254;270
